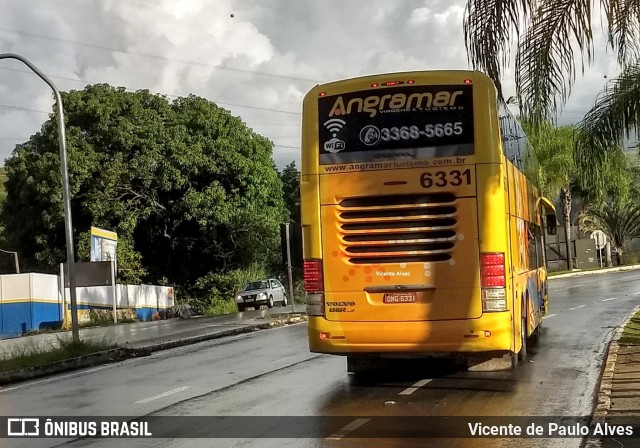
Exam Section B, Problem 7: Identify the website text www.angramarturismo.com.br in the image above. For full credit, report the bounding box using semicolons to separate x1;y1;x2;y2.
322;157;467;172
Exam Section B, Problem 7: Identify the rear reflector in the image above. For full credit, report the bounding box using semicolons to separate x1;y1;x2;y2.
304;259;324;292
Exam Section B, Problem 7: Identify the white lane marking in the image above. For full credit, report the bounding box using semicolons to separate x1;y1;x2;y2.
135;386;191;404
569;305;587;310
602;297;618;302
634;292;640;295
571;284;583;287
327;418;371;440
0;365;115;393
399;379;432;395
542;314;557;320
622;276;637;280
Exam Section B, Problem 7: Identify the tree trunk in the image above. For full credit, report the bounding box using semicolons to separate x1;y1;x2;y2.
617;248;623;266
561;186;573;270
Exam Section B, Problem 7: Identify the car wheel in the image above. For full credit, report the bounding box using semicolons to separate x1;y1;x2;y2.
254;305;261;311
281;294;288;307
238;305;245;312
267;295;274;308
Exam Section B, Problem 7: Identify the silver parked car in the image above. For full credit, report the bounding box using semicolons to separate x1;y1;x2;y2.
236;278;288;311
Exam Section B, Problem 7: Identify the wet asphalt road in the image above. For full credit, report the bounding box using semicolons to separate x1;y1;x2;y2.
2;270;640;448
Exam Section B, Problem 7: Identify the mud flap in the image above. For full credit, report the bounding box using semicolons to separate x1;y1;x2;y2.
466;353;517;372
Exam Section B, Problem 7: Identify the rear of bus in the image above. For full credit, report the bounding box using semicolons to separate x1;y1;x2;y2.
301;71;517;369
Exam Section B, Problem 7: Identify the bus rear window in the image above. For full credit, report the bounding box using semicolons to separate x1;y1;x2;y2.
317;84;474;165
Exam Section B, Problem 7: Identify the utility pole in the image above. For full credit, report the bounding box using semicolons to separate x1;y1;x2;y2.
0;53;79;343
284;223;296;313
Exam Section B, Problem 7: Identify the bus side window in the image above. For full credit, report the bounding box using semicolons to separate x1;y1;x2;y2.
546;214;557;235
527;224;537;271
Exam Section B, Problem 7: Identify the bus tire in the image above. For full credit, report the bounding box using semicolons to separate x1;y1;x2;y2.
347;356;376;374
509;353;518;370
518;317;527;362
530;319;541;345
347;356;362;374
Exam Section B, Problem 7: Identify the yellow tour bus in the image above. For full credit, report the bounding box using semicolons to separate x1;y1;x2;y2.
300;70;557;372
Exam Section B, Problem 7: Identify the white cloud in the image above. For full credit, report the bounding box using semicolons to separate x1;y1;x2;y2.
0;0;624;168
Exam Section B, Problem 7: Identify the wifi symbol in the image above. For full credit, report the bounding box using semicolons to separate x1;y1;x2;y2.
323;119;346;137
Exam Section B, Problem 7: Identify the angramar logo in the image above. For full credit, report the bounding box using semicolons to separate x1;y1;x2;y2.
328;90;464;118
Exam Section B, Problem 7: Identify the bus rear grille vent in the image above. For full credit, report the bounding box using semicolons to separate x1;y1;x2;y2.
338;193;457;264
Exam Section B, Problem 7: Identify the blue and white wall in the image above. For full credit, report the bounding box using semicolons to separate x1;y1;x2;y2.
63;284;175;322
0;273;62;338
0;273;174;339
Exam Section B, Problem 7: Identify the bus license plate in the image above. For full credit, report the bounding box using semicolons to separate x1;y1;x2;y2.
383;292;416;304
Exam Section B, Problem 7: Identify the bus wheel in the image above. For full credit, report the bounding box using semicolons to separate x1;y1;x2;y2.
509;353;518;370
347;356;366;374
530;320;541;345
518;318;527;362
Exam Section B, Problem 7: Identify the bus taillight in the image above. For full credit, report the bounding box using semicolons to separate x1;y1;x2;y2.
304;259;325;316
480;252;507;312
304;259;324;292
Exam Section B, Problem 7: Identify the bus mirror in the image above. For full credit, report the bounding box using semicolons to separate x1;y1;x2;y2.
546;215;557;236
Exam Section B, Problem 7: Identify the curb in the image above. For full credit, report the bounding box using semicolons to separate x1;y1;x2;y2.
549;265;640;280
0;348;131;385
0;315;307;386
128;315;307;354
593;306;640;420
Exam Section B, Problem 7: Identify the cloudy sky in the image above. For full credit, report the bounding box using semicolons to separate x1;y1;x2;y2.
0;0;625;169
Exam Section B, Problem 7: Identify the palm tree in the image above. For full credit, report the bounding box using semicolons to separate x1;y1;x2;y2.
523;121;630;269
524;122;577;269
576;64;640;189
579;199;640;265
464;1;640;178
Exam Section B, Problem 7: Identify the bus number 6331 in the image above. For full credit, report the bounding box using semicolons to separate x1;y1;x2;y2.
420;169;472;189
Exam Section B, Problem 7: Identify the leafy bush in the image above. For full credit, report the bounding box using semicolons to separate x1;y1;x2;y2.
194;263;270;300
177;263;271;312
204;299;238;316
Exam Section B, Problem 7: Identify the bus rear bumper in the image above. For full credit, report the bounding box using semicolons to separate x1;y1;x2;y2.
307;314;514;355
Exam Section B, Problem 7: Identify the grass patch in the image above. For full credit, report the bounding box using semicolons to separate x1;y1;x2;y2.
618;311;640;345
204;299;238;316
0;337;116;373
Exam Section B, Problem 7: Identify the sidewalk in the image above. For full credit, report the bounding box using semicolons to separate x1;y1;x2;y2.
548;264;640;280
586;308;640;447
0;304;307;356
0;305;307;384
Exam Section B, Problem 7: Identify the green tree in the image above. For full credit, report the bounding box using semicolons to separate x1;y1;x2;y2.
524;122;578;269
579;199;640;265
1;84;286;298
523;121;630;269
0;167;6;205
279;161;301;223
464;1;640;184
576;65;640;189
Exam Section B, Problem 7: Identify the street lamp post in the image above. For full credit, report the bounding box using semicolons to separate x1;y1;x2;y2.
0;53;79;343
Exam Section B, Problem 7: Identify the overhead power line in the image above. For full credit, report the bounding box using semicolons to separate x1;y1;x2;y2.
0;66;301;116
0;27;320;84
